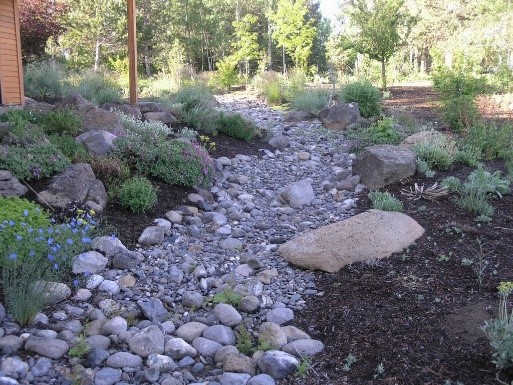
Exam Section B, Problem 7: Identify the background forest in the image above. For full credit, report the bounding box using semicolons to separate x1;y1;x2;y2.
19;0;513;94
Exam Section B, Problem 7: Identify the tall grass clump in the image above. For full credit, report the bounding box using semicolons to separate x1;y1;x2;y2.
465;120;513;160
69;71;122;105
170;83;218;113
251;71;286;105
290;88;330;113
214;112;258;142
24;61;65;100
284;68;308;101
340;80;382;118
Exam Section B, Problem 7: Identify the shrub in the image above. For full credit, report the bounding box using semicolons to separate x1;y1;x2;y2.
466;121;513;160
252;71;285;105
368;191;403;212
442;95;480;133
24;61;65;100
366;117;401;145
432;68;487;98
340;80;382;118
290;88;330;113
442;166;510;221
117;112;172;142
38;109;83;136
114;138;214;187
171;83;217;113
214;57;238;90
118;176;158;213
0;143;71;180
48;134;89;162
72;71;122;105
89;156;131;192
454;144;482;167
284;68;308;101
413;137;457;171
179;107;219;132
214;112;257;142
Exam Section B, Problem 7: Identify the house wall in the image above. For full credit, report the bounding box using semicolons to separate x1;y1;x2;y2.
0;0;24;106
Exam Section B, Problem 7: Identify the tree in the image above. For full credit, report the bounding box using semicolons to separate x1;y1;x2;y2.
19;0;65;62
269;0;317;71
348;0;417;89
232;14;261;78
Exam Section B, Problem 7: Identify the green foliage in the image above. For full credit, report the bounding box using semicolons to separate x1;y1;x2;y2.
235;324;254;355
179;107;219;132
68;334;91;358
342;353;357;371
416;158;437;178
413;137;457;171
214;113;258;142
442;166;511;221
454;144;482;167
366;117;401;145
483;282;513;369
72;71;122;105
114;138;214;187
232;14;260;78
1;210;94;325
213;287;243;306
252;71;286;105
0;143;71;181
171;84;218;113
38;109;83;136
117;176;158;213
24;61;65;100
465;121;513;160
48;134;89;162
368;191;403;212
284;68;308;101
442;96;480;133
117;112;172;141
214;57;239;91
340;81;382;118
432;68;488;98
89;156;131;193
290;88;330;113
296;357;311;378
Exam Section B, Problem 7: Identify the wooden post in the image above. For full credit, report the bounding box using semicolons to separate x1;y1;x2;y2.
127;0;138;104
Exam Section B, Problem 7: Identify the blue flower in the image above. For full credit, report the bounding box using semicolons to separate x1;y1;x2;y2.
29;250;36;257
38;228;44;234
81;237;92;244
15;235;22;241
72;279;80;287
8;253;17;260
66;238;74;245
28;227;34;233
8;220;14;226
111;234;117;240
53;263;59;270
23;209;29;217
48;254;55;261
47;238;54;245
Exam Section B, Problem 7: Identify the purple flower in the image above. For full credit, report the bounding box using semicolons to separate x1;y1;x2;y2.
47;238;54;245
15;235;22;241
47;254;55;261
53;263;59;270
29;250;36;257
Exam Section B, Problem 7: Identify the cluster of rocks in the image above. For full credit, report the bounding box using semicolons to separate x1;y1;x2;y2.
0;93;426;385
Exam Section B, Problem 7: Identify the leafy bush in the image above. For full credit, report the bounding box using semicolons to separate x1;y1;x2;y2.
466;120;513;160
48;134;89;162
454;144;482;167
38;109;83;136
89;156;131;192
114;138;214;187
284;68;308;101
340;80;382;118
442;95;480;133
214;57;238;90
24;61;65;100
432;68;487;98
413;137;457;171
171;83;218;113
0;143;71;180
368;191;403;212
118;176;158;213
442;166;510;221
214;112;258;142
117;112;172;142
290;88;330;113
366;117;401;145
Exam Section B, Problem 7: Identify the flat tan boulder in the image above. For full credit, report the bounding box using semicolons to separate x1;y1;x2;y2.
278;209;424;273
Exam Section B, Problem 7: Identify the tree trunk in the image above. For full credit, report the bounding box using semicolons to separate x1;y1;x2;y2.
381;59;387;90
282;46;286;74
267;21;273;71
143;44;151;76
94;40;101;72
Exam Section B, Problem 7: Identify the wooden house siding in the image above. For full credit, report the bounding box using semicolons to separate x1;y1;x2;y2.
0;0;24;106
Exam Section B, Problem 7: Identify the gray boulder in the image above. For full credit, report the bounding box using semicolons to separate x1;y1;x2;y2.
257;350;299;380
128;325;165;358
279;209;424;273
37;163;108;213
279;179;315;208
352;145;416;189
0;170;27;196
283;111;315;123
144;111;177;126
138;226;166;246
76;130;117;157
268;135;290;149
318;103;361;131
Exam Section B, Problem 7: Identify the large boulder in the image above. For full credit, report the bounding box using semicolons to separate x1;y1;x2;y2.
283;111;315;123
0;170;27;196
143;111;178;126
279;179;315;208
76;130;118;157
401;130;449;148
352;145;416;189
37;163;108;213
318;103;361;131
278;209;424;273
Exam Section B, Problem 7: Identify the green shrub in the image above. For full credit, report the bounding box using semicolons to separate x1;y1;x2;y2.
0;143;71;180
214;112;257;142
89;156;131;192
117;112;172;142
466;121;513;160
368;191;403;212
290;88;330;113
442;96;480;133
38;109;83;136
72;71;122;105
454;144;482;167
214;57;238;90
442;166;510;221
118;176;158;213
171;83;217;113
284;68;308;101
432;68;487;98
24;61;65;100
114;138;214;187
340;80;382;118
1;111;44;146
413;137;457;171
366;117;401;145
48;134;89;161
